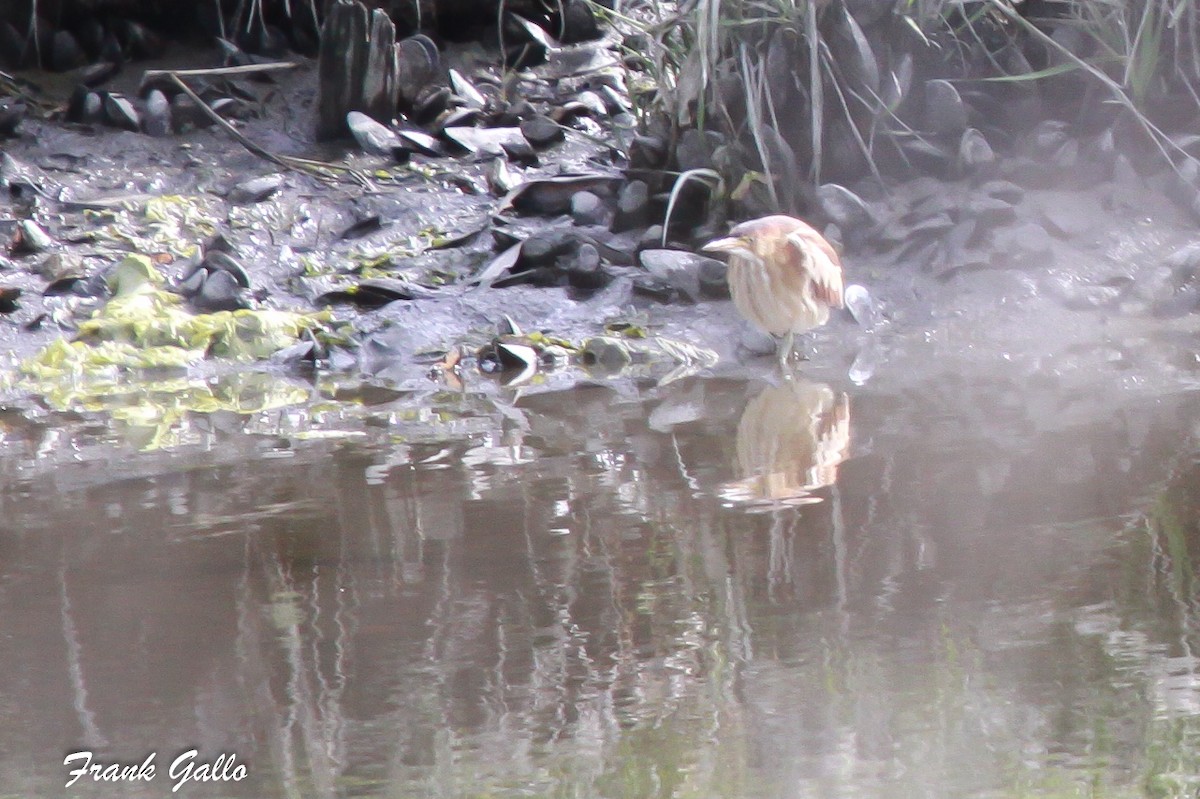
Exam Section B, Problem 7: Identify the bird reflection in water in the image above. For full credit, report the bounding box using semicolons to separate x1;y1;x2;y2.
720;380;851;508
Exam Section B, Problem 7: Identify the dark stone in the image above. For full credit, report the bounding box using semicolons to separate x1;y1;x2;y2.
81;60;120;87
194;269;249;312
171;94;213;131
629;134;666;170
560;0;601;43
958;128;996;174
520;115;564;147
571;191;608;226
142;90;171;137
520;229;578;267
228;174;283;205
611;180;651;233
396;35;444;112
638;249;711;301
638;225;665;251
567;243;611;290
925;79;967;135
1027;119;1070;159
51;30;86;72
996;222;1055;265
502;100;537;122
574;91;608;117
0;22;31;70
979;180;1025;204
347;111;402;156
316;2;398;141
501;137;539;166
965;195;1017;227
817;183;875;230
0;102;24;138
674;128;716;172
102;93;140;132
698;258;729;298
202;251;252;288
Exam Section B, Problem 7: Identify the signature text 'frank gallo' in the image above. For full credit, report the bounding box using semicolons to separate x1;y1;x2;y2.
64;749;248;792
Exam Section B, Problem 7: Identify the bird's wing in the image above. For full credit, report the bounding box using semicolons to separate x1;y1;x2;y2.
786;227;845;309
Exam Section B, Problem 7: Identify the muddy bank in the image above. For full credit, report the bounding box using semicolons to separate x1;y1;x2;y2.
0;31;1198;438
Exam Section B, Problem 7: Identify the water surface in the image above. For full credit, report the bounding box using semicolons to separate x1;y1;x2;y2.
4;326;1200;798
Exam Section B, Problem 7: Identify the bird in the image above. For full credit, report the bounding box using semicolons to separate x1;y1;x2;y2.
702;215;845;369
719;379;851;507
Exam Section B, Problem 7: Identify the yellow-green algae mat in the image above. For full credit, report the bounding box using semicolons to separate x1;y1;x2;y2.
12;255;338;449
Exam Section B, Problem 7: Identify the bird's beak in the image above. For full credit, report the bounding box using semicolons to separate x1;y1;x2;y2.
702;236;742;256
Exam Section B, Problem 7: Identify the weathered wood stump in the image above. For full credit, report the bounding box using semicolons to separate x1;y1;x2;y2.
315;0;398;141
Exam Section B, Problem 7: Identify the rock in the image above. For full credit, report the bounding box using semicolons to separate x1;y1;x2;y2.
567;243;611;290
571;191;608;226
202;251;252;288
171;94;212;131
102;93;140;132
817;183;875;230
443;126;527;158
638;249;709;301
844;284;877;330
0;102;24;138
1043;273;1132;311
347;111;402;156
574;91;608;117
396;34;441;112
958;128;995;174
316;2;398;141
611;180;651;233
502;137;539;166
142;90;171;137
449;69;488;110
674;128;717;172
397;129;443;156
519;115;564;147
698;258;729;298
1037;201;1095;239
965;195;1017;227
1028;119;1070;159
520;229;578;267
51;30;86;72
925;79;968;135
193;269;248;311
638;225;666;251
979;179;1024;204
629;134;667;170
560;0;601;43
227;174;283;204
12;220;53;254
502;100;536;122
995;222;1054;265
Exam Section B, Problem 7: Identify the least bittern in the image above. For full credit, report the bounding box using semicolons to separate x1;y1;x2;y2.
702;215;845;368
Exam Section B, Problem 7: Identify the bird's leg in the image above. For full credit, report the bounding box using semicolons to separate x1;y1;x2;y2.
777;330;795;370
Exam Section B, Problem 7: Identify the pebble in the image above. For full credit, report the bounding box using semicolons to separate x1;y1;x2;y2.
629;135;667;170
102;93;140;132
611;180;651;233
979;180;1025;204
925;79;968;134
567;243;611;291
570;191;608;227
818;183;875;229
142;90;171;137
520;115;564;147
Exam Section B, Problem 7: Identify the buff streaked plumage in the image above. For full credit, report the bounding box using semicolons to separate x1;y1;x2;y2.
702;215;845;368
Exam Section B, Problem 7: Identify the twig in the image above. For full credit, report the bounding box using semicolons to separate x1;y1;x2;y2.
164;71;371;187
142;61;299;83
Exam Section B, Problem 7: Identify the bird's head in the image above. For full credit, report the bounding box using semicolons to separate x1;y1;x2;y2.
701;234;756;262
